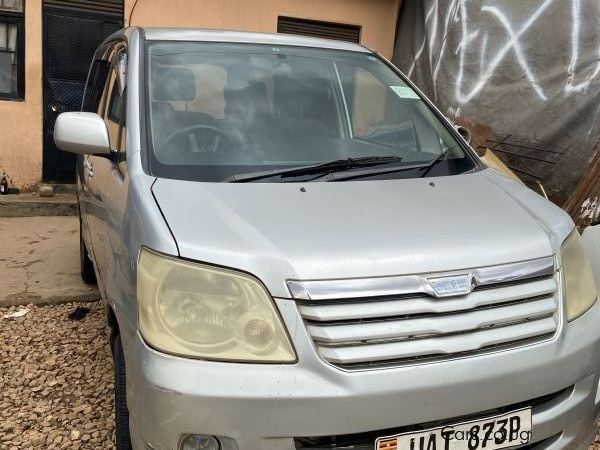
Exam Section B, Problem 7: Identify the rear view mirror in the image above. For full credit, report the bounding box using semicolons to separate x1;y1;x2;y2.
54;112;111;155
455;125;472;145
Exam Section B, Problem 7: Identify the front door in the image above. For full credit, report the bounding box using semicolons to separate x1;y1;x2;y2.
42;4;122;182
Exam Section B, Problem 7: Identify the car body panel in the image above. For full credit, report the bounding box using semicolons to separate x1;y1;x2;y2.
151;169;566;299
129;298;600;449
582;225;600;289
71;27;600;450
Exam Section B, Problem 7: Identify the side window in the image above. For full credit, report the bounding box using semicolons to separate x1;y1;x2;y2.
0;2;25;100
102;46;127;163
106;77;125;138
107;82;124;123
82;59;110;113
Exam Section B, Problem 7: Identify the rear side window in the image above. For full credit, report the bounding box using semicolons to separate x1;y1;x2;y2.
82;59;110;113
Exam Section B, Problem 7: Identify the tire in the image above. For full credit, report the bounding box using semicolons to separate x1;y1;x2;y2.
113;333;133;450
79;217;97;284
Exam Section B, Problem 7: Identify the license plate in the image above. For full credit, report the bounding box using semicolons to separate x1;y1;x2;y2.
376;408;532;450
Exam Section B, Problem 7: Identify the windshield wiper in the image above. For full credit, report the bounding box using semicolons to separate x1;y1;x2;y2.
324;146;453;182
225;156;403;182
419;146;452;178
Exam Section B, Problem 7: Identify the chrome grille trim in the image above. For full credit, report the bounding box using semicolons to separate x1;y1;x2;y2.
293;257;560;368
287;256;555;301
298;277;557;322
319;318;558;365
307;297;557;344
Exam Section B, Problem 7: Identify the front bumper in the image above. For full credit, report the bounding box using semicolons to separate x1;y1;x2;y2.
126;298;600;450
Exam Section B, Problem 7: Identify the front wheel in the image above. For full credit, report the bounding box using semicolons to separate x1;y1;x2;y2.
79;217;96;284
113;333;133;450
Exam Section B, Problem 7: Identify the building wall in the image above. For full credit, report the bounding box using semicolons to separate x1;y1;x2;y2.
124;0;400;58
0;0;399;189
0;0;43;190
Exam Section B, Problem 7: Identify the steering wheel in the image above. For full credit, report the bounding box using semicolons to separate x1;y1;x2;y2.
160;124;232;158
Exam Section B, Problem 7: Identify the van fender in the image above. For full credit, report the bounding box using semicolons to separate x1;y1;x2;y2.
581;225;600;289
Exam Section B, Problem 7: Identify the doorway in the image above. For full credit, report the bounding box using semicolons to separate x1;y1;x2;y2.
42;1;122;182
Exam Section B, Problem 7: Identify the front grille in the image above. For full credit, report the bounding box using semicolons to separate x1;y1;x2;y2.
294;386;571;449
292;257;559;369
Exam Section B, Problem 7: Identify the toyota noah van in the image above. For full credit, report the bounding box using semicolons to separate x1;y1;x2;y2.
53;27;600;450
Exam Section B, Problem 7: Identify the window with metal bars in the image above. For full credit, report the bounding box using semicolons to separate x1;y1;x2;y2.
0;0;24;100
277;16;361;44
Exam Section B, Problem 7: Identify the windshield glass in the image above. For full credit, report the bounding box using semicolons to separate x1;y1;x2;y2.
146;42;477;182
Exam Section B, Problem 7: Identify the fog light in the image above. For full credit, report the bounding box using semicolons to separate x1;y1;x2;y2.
180;435;220;450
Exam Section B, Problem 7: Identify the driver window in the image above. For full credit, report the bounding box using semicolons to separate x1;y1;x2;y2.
103;46;127;157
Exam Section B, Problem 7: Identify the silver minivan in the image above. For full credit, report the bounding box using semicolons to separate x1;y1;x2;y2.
54;27;600;450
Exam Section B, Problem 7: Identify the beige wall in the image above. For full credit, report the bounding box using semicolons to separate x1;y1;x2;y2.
0;0;43;190
1;0;399;189
125;0;400;58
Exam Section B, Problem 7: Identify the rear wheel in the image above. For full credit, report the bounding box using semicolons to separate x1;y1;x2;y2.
113;333;133;450
79;217;96;284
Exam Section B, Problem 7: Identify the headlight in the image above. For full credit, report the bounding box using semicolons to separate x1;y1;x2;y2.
137;248;296;362
562;231;598;321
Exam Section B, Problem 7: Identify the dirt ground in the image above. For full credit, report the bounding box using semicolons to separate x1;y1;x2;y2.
0;217;98;306
0;301;114;449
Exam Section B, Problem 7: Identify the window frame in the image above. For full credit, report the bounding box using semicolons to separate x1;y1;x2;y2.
82;38;128;173
141;40;484;182
0;9;25;101
100;42;127;169
110;46;127;158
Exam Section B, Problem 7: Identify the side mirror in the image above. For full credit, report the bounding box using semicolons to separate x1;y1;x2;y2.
54;112;111;155
455;125;472;145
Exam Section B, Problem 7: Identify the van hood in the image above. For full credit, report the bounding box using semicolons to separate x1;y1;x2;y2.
151;169;574;298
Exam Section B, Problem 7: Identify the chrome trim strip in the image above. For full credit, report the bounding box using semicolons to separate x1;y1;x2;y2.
317;317;558;364
298;277;558;321
287;256;555;301
307;297;557;344
472;257;556;286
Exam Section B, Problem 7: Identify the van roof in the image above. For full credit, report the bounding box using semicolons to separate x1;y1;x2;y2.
141;27;371;53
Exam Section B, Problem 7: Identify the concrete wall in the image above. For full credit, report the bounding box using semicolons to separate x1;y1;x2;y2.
0;0;43;191
125;0;400;58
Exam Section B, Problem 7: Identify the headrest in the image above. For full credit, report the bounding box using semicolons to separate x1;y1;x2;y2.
275;76;312;116
223;81;269;114
152;67;196;102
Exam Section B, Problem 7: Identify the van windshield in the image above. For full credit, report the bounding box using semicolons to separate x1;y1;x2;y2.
146;42;477;182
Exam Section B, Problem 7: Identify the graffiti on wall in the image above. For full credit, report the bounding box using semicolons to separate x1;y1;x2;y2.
394;0;600;206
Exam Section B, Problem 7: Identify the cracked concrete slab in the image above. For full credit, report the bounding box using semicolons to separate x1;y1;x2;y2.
0;217;98;306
